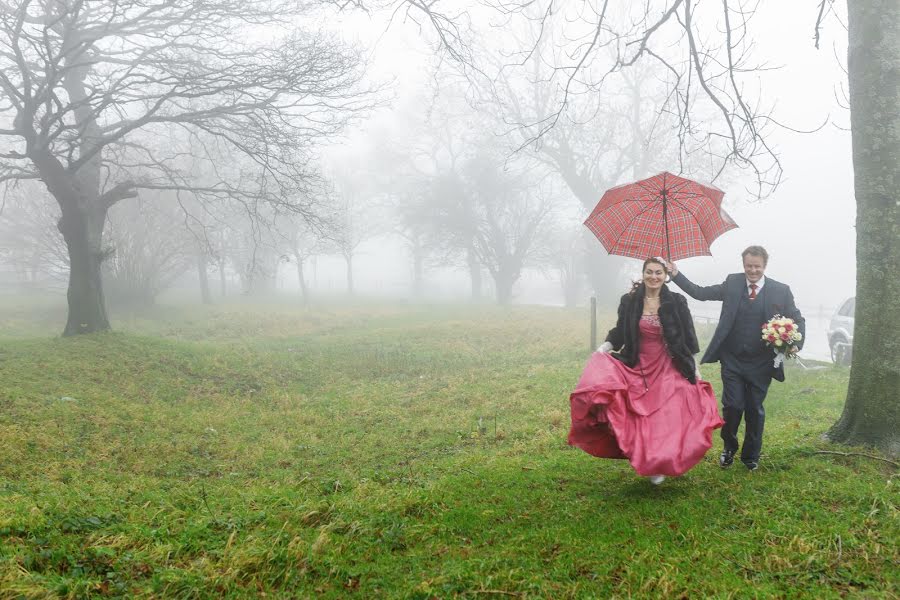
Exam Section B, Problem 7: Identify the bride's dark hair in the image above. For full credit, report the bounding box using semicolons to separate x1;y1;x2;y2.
629;257;670;295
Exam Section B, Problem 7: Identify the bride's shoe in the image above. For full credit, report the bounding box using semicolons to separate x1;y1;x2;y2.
648;475;666;485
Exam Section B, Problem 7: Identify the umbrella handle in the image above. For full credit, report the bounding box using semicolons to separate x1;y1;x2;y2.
662;192;671;261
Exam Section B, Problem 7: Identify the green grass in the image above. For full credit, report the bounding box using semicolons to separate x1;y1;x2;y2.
0;298;896;598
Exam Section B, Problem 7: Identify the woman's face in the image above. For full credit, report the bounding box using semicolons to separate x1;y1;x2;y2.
643;262;666;291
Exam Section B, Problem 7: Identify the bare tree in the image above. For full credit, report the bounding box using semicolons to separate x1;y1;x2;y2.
487;48;698;302
103;193;194;307
271;212;331;305
429;150;556;305
365;137;460;300
227;213;283;295
331;187;364;297
0;182;68;286
532;220;585;309
382;184;437;299
326;158;386;296
389;86;490;300
0;0;370;334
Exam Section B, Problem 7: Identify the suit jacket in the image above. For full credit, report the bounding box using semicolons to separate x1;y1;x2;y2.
605;284;701;383
671;271;805;382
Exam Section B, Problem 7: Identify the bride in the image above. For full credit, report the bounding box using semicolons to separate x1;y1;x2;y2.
568;258;724;484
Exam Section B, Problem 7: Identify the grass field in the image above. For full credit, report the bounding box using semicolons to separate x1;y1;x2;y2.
0;297;896;598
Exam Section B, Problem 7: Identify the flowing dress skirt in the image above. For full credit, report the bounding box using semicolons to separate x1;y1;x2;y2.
568;316;724;476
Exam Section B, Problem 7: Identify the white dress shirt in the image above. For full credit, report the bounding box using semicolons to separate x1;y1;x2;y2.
747;275;766;297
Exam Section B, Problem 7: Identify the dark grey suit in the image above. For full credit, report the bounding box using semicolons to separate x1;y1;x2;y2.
672;271;805;463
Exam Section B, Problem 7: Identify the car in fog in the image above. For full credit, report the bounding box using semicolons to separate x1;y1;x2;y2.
827;297;854;365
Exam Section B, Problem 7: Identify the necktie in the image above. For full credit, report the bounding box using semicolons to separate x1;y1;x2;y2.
749;283;758;300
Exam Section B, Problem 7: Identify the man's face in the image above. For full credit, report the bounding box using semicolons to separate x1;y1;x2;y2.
743;254;766;284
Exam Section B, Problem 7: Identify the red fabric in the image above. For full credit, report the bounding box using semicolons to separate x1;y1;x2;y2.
568;317;724;476
584;171;737;261
749;283;758;300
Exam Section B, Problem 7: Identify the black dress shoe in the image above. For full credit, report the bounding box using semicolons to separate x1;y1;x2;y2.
719;450;735;468
744;461;759;471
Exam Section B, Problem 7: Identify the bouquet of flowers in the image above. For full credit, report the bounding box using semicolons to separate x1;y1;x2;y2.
761;315;803;367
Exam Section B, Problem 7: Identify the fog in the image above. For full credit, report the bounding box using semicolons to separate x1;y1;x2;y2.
285;1;856;362
0;1;855;361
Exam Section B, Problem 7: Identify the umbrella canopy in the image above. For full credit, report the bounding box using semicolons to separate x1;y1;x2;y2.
584;171;737;261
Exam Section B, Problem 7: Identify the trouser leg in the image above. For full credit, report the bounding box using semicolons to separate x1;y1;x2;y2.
740;374;772;463
719;364;745;455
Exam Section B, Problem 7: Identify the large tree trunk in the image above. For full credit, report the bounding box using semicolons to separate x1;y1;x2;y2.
58;201;110;335
49;49;121;335
494;276;514;306
492;263;519;306
827;0;900;456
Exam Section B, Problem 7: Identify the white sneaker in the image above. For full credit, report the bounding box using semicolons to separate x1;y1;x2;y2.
648;475;666;485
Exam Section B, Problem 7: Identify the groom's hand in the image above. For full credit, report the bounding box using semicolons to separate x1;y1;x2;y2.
665;260;678;276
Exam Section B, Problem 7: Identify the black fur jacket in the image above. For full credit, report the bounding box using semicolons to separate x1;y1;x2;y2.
604;284;700;383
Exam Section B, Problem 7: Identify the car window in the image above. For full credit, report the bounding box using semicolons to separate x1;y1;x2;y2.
848;298;855;318
838;298;854;317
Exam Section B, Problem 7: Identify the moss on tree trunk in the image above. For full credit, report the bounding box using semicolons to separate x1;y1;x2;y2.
828;0;900;456
58;202;111;336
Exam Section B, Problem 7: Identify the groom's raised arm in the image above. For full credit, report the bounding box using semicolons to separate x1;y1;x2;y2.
671;271;726;302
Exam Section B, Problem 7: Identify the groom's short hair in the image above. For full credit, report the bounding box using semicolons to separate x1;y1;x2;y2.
742;245;769;266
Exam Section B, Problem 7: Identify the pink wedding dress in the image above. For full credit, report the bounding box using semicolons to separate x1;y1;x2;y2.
568;315;724;476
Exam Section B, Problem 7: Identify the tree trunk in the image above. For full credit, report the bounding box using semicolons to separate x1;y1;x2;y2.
467;245;482;301
492;263;519;306
562;255;580;309
58;202;110;335
198;251;212;305
411;234;424;299
268;258;279;291
218;259;227;297
295;253;309;306
345;252;354;295
50;48;120;335
827;0;900;456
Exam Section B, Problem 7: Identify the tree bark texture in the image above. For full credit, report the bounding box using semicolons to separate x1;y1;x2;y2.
828;0;900;455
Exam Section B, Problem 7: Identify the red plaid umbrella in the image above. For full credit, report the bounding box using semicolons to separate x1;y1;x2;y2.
584;171;737;261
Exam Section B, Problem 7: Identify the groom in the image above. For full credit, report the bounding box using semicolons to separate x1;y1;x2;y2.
666;246;805;471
